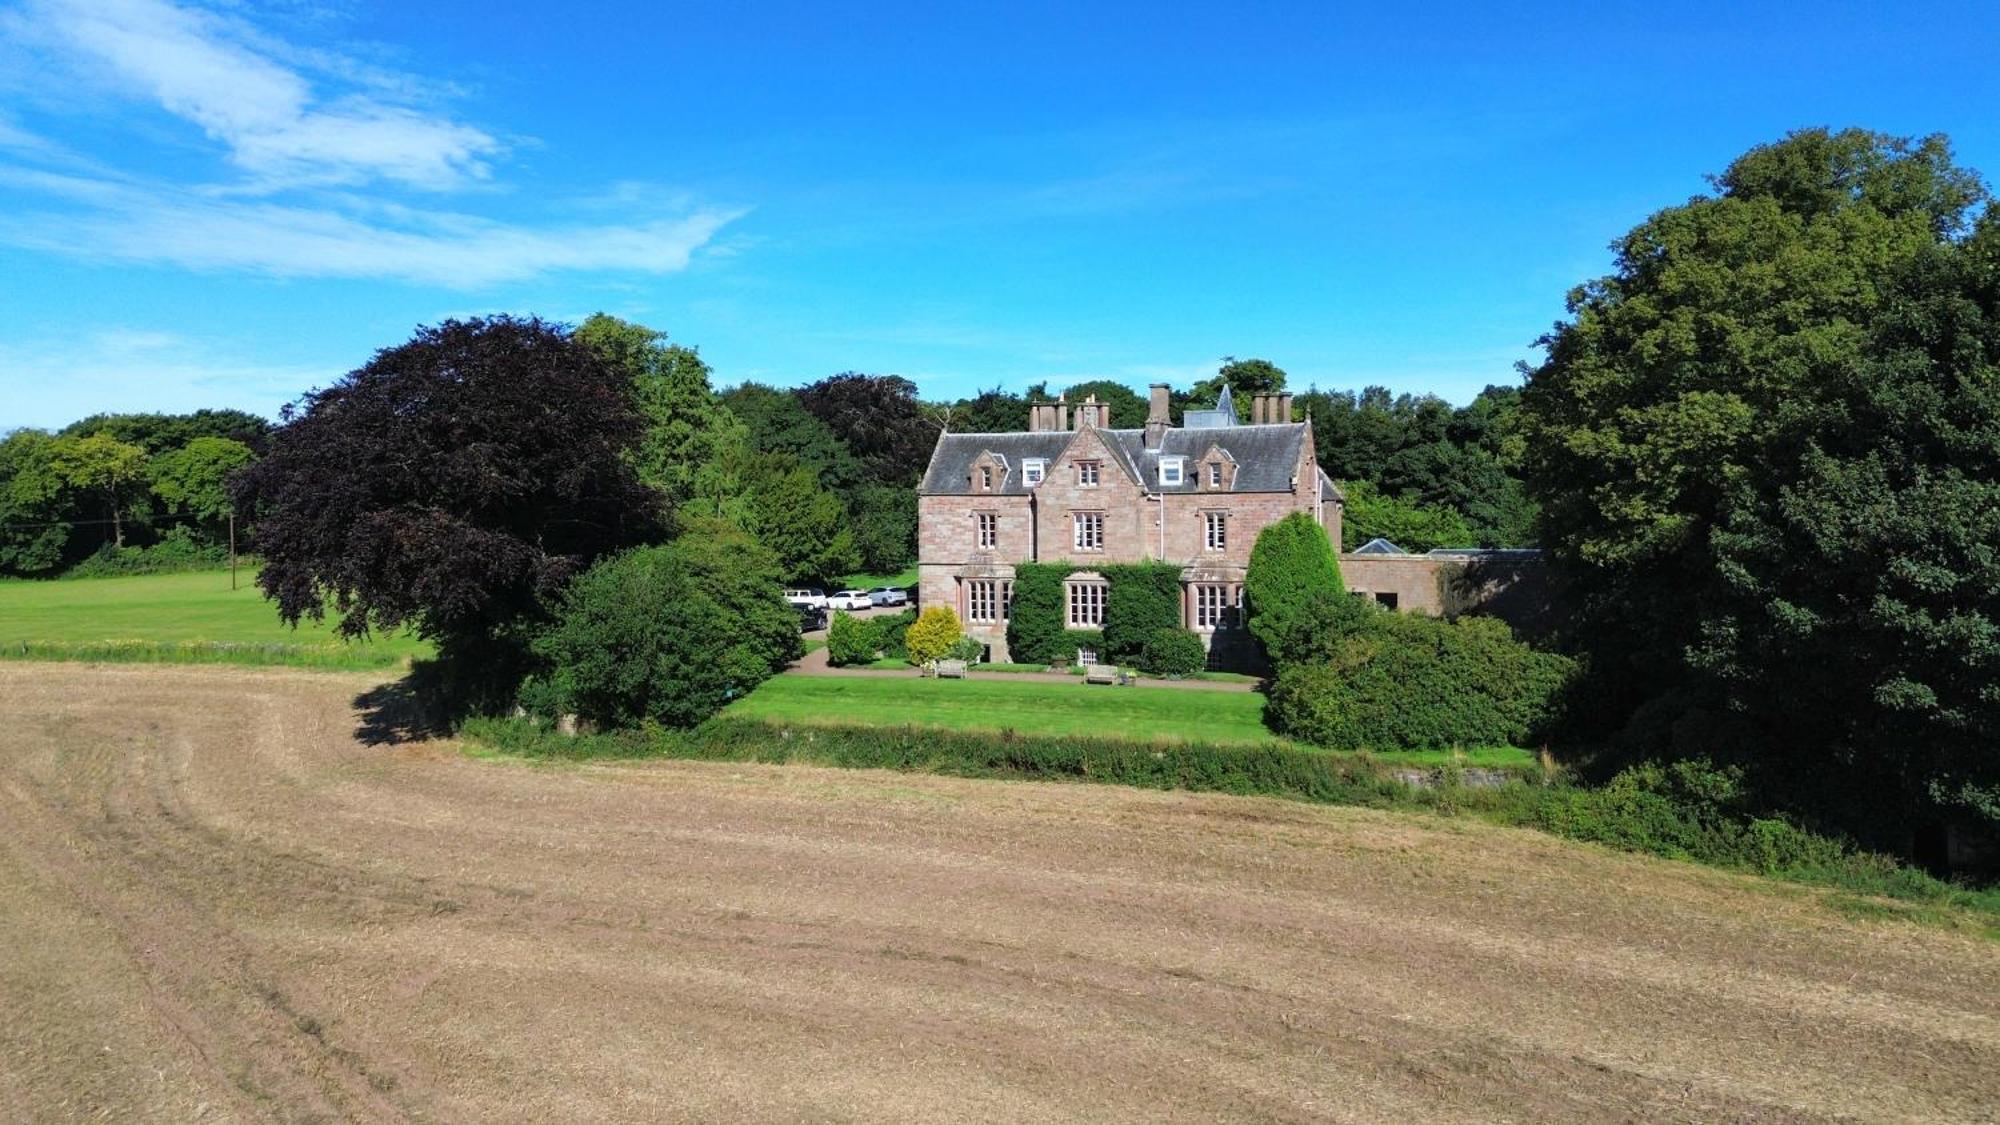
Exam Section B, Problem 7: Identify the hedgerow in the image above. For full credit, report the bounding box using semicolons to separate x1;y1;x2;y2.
461;716;2000;928
1138;628;1206;677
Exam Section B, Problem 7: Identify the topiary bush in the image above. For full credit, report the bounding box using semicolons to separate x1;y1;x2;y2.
1267;614;1574;749
905;605;964;665
1138;628;1207;677
526;533;802;729
1244;512;1366;666
826;610;879;666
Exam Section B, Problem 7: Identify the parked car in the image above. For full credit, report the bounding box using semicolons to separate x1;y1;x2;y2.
867;586;909;607
783;587;827;609
794;602;827;632
826;589;873;610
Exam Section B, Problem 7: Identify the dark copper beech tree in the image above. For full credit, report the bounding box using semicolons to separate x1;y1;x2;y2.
235;316;661;704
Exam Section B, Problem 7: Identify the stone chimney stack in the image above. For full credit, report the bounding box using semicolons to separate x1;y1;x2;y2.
1027;401;1051;432
1247;392;1292;424
1144;382;1170;449
1056;394;1070;432
1075;394;1104;429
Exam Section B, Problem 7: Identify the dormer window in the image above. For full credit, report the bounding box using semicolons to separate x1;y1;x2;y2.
1023;458;1046;486
1159;457;1185;487
979;466;993;490
1208;462;1222;487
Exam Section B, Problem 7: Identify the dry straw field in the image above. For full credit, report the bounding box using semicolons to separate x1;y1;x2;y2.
3;662;1997;1122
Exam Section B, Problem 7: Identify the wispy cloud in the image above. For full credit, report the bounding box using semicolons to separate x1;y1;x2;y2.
9;0;498;191
0;0;746;286
0;166;744;286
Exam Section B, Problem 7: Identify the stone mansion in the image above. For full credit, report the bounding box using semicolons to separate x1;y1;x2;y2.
917;384;1344;664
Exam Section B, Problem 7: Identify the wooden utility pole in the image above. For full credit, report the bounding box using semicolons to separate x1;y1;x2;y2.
229;511;237;591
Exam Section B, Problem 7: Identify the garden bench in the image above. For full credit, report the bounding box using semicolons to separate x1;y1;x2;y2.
935;659;968;679
1084;663;1119;685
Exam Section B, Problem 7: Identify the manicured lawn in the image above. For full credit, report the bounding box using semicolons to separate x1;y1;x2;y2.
725;672;1275;744
0;569;429;669
725;672;1537;766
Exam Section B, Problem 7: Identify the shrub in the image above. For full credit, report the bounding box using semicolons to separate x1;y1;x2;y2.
1268;614;1574;749
1101;562;1182;661
1244;512;1362;666
905;606;963;665
65;526;228;577
527;534;801;729
946;636;986;662
874;607;918;658
826;611;879;666
1139;628;1207;677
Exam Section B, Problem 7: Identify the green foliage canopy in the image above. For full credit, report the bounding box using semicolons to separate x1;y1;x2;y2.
529;534;801;729
1516;127;2000;847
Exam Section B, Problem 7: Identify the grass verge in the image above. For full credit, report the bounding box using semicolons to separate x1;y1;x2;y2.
462;715;2000;937
0;568;429;670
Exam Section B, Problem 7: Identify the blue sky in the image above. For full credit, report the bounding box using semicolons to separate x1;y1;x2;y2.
2;0;1997;429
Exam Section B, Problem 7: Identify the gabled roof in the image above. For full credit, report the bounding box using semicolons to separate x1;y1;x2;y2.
920;422;1313;495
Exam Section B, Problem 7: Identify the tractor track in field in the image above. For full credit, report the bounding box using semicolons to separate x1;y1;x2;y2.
2;662;1996;1122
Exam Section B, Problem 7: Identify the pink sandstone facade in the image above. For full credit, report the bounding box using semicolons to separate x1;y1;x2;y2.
918;385;1364;665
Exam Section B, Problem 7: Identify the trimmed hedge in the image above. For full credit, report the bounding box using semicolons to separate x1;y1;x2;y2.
826;610;877;666
1268;613;1573;750
1138;628;1207;677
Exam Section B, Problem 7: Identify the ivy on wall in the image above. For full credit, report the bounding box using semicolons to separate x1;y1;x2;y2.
1006;560;1185;665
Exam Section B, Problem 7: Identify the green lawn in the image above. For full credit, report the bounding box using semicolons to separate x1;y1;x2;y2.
724;672;1535;766
726;673;1274;743
0;569;429;669
834;565;918;590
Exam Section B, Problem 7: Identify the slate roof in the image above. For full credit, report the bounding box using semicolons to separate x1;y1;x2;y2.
920;421;1318;496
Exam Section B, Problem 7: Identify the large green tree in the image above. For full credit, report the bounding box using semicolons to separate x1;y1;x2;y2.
576;313;749;515
149;436;254;534
1518;128;2000;850
0;430;72;573
49;432;149;548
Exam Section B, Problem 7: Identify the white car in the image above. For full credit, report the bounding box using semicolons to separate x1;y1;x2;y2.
867;586;909;607
783;587;827;609
826;589;873;610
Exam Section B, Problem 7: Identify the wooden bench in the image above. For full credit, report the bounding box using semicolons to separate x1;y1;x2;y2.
935;659;969;679
1084;663;1119;685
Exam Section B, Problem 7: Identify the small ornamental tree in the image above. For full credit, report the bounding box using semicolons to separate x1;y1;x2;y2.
528;533;801;729
904;606;963;666
1138;628;1207;677
826;611;878;666
1244;512;1363;666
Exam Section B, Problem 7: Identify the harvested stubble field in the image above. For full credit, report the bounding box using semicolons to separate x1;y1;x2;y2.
2;663;1997;1123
